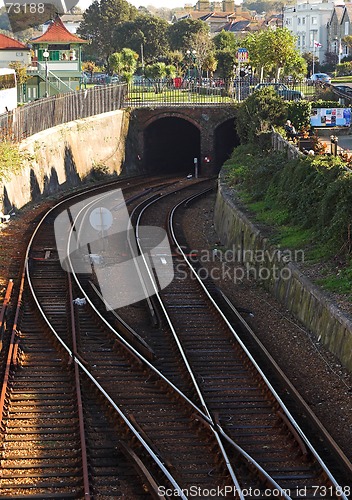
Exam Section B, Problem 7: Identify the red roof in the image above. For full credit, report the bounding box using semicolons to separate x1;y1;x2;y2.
0;33;28;50
32;16;87;44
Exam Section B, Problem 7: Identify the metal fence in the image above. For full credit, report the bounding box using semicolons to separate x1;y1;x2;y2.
0;84;127;142
125;77;314;107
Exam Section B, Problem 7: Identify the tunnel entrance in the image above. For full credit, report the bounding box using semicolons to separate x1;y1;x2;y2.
144;117;200;175
214;119;240;171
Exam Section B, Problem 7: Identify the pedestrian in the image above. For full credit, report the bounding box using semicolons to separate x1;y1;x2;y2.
284;120;299;141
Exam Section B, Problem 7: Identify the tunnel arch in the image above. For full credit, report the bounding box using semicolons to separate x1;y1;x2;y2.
144;116;201;175
214;118;240;170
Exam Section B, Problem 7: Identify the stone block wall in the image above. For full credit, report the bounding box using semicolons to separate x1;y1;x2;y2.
1;110;128;212
214;176;352;372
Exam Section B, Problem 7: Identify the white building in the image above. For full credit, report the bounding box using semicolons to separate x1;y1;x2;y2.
284;0;337;63
0;34;31;68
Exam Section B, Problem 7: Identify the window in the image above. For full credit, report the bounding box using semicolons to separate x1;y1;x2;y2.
302;17;305;25
298;17;301;24
345;21;349;35
311;17;317;25
302;35;306;47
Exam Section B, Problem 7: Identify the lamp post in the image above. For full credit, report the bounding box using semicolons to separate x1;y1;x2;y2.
186;49;197;80
43;49;49;97
186;49;197;101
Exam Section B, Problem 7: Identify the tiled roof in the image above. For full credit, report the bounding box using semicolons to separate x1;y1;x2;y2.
219;20;251;32
32;16;87;43
0;33;27;50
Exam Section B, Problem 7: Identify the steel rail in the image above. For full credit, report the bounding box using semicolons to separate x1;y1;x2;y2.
133;184;292;499
68;272;91;500
70;183;294;497
0;274;24;432
52;180;187;500
24;183;190;499
167;192;349;500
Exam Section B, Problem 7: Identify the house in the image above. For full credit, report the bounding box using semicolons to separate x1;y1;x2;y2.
0;33;31;68
28;14;88;98
284;0;336;63
337;4;352;59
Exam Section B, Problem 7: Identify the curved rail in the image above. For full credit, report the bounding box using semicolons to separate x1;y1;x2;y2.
24;180;197;498
167;190;349;499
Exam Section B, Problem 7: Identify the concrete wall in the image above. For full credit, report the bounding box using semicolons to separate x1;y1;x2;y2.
214;174;352;372
1;110;129;212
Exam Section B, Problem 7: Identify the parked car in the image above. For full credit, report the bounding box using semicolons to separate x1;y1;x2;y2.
308;73;331;85
254;82;304;100
333;84;352;95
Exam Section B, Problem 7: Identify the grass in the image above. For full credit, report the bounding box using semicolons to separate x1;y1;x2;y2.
127;88;233;104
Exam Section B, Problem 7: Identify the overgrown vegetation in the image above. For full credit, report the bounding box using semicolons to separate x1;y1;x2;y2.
0;142;27;181
224;143;352;255
228;94;352;295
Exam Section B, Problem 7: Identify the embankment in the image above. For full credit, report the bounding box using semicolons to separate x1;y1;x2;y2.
214;173;352;372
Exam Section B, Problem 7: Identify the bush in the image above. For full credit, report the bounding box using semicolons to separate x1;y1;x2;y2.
235;87;287;143
0;142;27;181
226;145;352;256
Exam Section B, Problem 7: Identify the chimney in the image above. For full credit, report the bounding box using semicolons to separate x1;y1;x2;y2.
222;0;233;12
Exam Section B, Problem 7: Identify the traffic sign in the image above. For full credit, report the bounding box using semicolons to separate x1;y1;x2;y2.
237;48;248;62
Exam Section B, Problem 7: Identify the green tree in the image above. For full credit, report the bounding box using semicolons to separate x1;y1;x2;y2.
165;50;184;76
213;30;238;51
282;51;307;81
236;87;287;143
144;62;176;92
215;49;236;79
114;14;169;64
9;62;29;103
245;28;299;80
78;0;137;70
109;48;138;82
203;52;218;78
189;30;214;78
167;19;208;52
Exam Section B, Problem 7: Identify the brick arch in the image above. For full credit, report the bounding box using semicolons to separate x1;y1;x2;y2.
142;111;201;131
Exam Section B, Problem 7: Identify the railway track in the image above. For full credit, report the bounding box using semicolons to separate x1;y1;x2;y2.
0;175;350;498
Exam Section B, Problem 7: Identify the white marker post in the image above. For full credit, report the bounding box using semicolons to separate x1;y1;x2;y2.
194;157;198;178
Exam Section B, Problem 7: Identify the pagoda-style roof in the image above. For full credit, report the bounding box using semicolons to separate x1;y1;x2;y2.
31;15;87;44
0;33;28;50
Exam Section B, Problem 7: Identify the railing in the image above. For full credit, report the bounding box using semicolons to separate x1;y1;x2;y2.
36;61;74;94
0;84;127;142
125;77;312;107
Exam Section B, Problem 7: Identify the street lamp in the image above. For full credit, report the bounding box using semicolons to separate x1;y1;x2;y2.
43;49;49;97
186;49;197;79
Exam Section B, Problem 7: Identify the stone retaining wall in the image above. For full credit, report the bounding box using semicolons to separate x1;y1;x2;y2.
1;110;129;212
214;174;352;372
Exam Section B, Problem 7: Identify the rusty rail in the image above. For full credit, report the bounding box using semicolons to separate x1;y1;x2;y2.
68;272;91;500
0;273;24;431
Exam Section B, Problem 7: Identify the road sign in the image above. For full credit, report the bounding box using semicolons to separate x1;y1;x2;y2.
237;48;248;62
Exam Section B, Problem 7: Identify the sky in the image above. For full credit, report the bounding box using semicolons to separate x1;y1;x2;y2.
77;0;185;8
129;0;184;7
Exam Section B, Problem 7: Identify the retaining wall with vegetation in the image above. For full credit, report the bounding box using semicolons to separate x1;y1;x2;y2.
1;110;129;212
214;173;352;372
